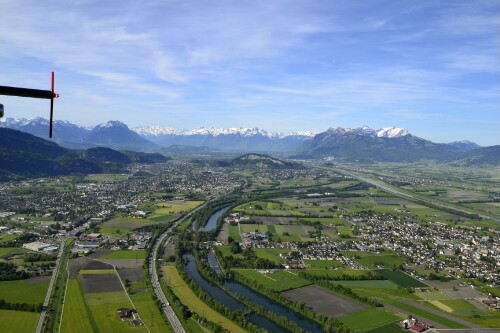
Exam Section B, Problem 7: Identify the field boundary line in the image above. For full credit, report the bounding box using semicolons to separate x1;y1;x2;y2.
262;274;277;281
285;270;298;276
95;258;153;333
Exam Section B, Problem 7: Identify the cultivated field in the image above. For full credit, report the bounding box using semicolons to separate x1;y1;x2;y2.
338;308;401;332
0;277;49;304
236;269;311;292
376;269;427;288
0;309;40;333
283;285;367;318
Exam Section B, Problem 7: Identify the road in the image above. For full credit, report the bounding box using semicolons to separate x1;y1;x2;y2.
149;203;207;333
351;173;500;222
35;238;67;333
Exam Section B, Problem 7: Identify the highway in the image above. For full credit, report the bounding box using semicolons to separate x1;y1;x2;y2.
35;239;66;333
351;173;500;222
148;203;207;333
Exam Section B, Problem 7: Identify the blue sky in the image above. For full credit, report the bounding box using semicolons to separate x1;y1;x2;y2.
0;0;499;145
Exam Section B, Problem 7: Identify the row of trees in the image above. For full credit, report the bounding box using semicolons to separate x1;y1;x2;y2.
0;262;30;281
0;298;42;312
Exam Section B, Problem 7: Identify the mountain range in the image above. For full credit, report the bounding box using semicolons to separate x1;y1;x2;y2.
0;127;169;179
1;117;497;165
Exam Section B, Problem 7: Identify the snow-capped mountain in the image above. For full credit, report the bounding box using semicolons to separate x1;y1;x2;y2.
377;127;409;138
0;117;91;142
132;125;316;139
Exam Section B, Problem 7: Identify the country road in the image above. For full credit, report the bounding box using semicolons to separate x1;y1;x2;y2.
351;174;500;222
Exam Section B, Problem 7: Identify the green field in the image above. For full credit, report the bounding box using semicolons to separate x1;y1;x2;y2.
0;309;40;333
254;248;290;264
163;265;246;333
0;278;49;304
228;224;242;241
235;269;311;292
98;250;147;260
60;279;97;333
304;259;343;269
415;290;453;301
366;322;405;333
339;308;401;332
85;291;148;333
0;234;18;243
233;200;306;216
130;291;172;333
85;174;129;182
332;280;399;289
0;247;32;258
437;299;492;317
389;300;466;328
342;251;407;269
376;269;427;288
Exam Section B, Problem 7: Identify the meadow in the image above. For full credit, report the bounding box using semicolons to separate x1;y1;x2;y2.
0;278;49;304
0;309;40;333
163;265;246;333
235;269;311;292
339;308;401;332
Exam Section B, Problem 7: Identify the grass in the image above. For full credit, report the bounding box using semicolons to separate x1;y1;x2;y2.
85;291;148;333
0;278;49;304
332;280;399;289
339;308;401;332
228;224;242;241
85;174;129;182
367;322;405;333
415;290;453;301
342;251;407;269
163;265;246;333
303;259;343;269
235;269;311;292
60;279;97;333
389;300;466;328
437;299;491;317
0;247;32;258
376;269;427;288
254;248;290;264
0;234;18;243
0;309;40;333
303;269;371;278
99;250;147;260
130;291;172;333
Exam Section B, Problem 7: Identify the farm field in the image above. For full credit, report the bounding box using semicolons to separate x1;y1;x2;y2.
130;291;172;333
338;308;401;332
387;299;467;329
163;265;246;333
98;250;147;260
85;291;148;333
235;269;311;292
0;234;18;243
283;285;367;318
85;174;129;182
342;251;407;268
304;259;343;269
332;280;399;289
376;269;427;288
60;279;96;333
0;277;49;304
0;309;40;333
